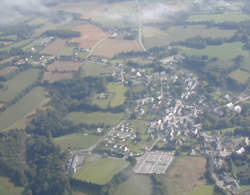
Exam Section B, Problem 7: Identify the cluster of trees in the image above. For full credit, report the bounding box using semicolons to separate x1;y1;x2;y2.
43;29;81;39
0;130;70;195
177;36;225;49
0;24;35;40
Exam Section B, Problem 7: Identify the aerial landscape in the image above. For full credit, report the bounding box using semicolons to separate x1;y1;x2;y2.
0;0;249;195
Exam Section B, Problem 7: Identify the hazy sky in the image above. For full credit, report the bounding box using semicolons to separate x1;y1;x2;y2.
0;0;47;24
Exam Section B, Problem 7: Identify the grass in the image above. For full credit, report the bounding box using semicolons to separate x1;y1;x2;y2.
0;176;24;195
92;83;126;108
239;185;250;194
0;69;40;103
75;157;128;185
54;133;101;150
143;25;236;48
0;87;46;130
229;69;250;84
189;185;214;195
80;61;113;77
67;112;124;126
181;42;249;61
157;156;207;195
113;173;152;195
187;12;250;23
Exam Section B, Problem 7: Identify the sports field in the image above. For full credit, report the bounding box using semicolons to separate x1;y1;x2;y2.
75;157;128;185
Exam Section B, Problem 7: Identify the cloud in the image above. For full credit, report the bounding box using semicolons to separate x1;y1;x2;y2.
0;0;48;25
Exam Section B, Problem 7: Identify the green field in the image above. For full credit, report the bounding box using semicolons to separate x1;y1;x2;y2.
112;173;152;195
0;69;40;103
143;25;236;48
0;87;46;130
187;12;250;23
229;69;250;84
92;83;126;108
67;112;124;126
75;157;128;185
239;185;250;194
80;61;113;77
181;42;249;61
189;185;213;195
0;176;24;195
54;133;101;150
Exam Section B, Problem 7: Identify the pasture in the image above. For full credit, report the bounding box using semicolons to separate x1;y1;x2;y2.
187;12;250;23
112;173;152;195
93;39;142;58
181;42;249;61
41;39;74;56
75;157;128;185
157;156;207;195
47;60;82;72
189;185;213;195
67;112;124;126
80;61;113;77
229;69;250;84
0;87;46;130
143;25;236;48
92;83;127;108
71;24;108;49
0;176;24;195
54;133;101;150
0;69;40;103
0;66;18;77
43;72;74;83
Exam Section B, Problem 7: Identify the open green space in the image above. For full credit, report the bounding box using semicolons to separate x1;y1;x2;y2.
0;176;24;195
75;157;128;185
189;185;213;195
187;12;250;23
0;69;40;103
92;83;126;108
80;61;113;77
181;42;249;61
229;69;250;84
143;25;236;48
67;112;124;126
239;185;250;194
112;173;152;195
0;87;46;130
54;133;101;150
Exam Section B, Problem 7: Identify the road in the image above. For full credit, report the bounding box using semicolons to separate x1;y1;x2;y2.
136;0;147;52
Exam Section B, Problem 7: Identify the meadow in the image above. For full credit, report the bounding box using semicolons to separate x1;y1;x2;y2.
189;185;213;195
156;157;207;195
181;42;249;61
54;133;101;150
0;68;40;103
187;12;250;23
47;60;82;72
92;83;127;108
75;157;128;185
229;69;250;84
80;61;113;77
0;176;24;195
41;39;74;56
0;87;46;130
43;72;74;83
93;39;142;58
67;112;124;126
143;25;236;48
112;173;152;195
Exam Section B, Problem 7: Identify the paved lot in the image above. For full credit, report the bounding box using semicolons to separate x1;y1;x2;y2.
134;151;174;174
